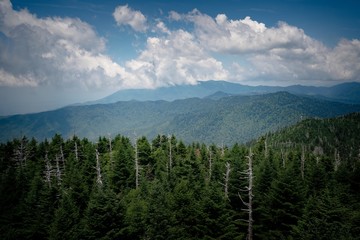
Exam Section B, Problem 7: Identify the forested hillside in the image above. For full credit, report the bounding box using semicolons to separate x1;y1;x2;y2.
267;112;360;158
1;92;360;144
1;113;359;239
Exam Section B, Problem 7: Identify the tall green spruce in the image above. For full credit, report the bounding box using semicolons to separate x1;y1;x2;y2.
0;113;359;239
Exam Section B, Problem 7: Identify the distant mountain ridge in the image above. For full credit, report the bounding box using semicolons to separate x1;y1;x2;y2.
2;92;360;144
86;81;360;105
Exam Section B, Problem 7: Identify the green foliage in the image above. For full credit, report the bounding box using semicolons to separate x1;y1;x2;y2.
0;113;359;239
2;92;360;145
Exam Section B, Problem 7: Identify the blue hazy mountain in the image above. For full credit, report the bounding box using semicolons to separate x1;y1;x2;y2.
2;92;360;144
87;81;360;105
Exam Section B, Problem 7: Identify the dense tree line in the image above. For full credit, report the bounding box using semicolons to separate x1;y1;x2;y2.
1;115;360;239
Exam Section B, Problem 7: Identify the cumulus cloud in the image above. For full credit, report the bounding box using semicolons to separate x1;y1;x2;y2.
0;0;126;88
113;4;147;32
176;9;360;84
1;0;360;93
327;39;360;80
124;30;228;88
184;9;315;54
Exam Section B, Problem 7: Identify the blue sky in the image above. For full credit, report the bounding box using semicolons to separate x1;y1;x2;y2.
1;0;360;115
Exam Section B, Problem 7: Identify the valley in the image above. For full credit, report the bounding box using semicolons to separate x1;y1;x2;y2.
1;88;360;145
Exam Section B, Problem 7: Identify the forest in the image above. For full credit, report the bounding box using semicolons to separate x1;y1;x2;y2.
1;113;360;239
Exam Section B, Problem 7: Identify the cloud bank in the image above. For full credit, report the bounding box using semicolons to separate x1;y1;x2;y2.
168;9;360;84
0;0;126;89
1;0;360;94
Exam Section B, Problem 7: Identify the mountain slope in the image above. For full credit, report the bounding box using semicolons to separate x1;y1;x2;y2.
88;81;360;105
266;112;360;157
1;92;360;144
166;92;360;144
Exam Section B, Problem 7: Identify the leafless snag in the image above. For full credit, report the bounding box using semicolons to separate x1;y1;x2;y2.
55;155;62;185
222;162;231;199
108;134;114;170
95;148;103;187
334;148;341;172
74;140;79;162
238;148;254;240
208;146;213;182
168;135;173;174
301;145;305;180
134;135;140;189
44;152;52;188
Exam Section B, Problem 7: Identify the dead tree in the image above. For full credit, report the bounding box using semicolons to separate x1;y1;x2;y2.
301;145;305;180
222;162;231;199
55;155;62;185
95;149;103;187
168;135;173;174
264;139;268;159
239;148;254;240
134;136;140;189
108;134;114;170
74;140;79;161
14;136;28;168
60;145;66;171
208;146;213;182
44;152;52;188
220;141;225;157
334;148;341;172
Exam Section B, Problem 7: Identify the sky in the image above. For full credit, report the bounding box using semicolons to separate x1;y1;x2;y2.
0;0;360;115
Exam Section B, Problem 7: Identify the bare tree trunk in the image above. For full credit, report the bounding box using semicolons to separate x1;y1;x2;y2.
239;148;254;240
108;134;113;171
281;148;286;168
223;162;231;199
55;155;62;185
134;137;140;189
221;141;225;157
44;152;52;188
60;145;65;171
74;141;79;161
14;137;27;168
264;139;268;159
95;149;103;187
168;135;172;174
208;146;213;182
301;145;305;180
334;148;341;172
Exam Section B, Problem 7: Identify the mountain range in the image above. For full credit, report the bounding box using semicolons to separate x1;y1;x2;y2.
86;81;360;105
2;91;360;144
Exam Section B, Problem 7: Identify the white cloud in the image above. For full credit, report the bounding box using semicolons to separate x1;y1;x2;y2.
242;37;360;84
185;10;313;54
169;11;182;21
155;21;170;34
0;0;126;89
327;39;360;80
1;0;359;93
123;30;228;88
176;9;360;85
113;4;147;32
0;68;37;87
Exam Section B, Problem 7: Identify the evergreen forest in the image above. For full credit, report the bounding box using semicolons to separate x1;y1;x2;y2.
1;113;360;239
